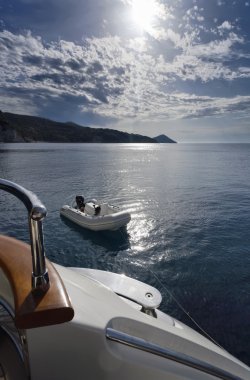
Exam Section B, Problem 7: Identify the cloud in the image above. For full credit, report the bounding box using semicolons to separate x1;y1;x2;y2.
183;5;205;23
0;27;249;125
186;32;243;59
218;21;233;31
180;94;250;119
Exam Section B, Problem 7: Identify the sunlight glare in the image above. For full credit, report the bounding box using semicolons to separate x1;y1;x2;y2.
131;0;159;32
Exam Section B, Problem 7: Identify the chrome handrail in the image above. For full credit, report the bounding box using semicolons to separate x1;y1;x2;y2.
106;327;245;380
0;179;49;293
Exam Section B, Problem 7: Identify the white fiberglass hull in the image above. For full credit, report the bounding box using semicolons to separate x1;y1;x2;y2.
0;241;249;380
25;265;250;380
60;205;131;231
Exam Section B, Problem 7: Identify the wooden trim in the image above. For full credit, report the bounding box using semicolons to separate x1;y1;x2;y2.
0;235;74;329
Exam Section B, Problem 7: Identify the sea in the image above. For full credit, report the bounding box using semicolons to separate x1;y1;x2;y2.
0;142;249;366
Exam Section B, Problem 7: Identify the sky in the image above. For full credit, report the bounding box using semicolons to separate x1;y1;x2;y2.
0;0;250;142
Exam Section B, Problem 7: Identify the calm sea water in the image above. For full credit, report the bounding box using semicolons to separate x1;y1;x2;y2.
0;143;249;365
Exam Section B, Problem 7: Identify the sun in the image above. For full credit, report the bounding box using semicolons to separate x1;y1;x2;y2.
131;0;159;32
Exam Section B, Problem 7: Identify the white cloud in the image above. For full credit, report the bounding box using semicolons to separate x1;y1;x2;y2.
0;29;249;124
218;21;234;36
218;21;233;31
186;33;243;59
183;5;205;24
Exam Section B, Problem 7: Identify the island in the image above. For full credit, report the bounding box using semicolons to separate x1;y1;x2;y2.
0;111;176;143
153;134;176;143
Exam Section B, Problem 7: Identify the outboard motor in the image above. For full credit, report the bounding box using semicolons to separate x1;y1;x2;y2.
94;205;101;215
76;195;85;209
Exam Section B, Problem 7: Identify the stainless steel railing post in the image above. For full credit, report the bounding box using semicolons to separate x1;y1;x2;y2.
0;179;50;293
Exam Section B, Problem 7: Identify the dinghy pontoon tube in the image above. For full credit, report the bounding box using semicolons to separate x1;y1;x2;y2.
60;197;131;231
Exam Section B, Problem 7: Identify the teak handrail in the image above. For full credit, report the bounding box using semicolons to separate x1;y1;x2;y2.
0;235;74;329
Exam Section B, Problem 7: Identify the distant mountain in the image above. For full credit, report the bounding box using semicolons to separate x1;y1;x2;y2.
0;111;157;143
153;134;177;143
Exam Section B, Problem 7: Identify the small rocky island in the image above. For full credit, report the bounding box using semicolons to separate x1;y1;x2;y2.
154;134;176;143
0;111;176;143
